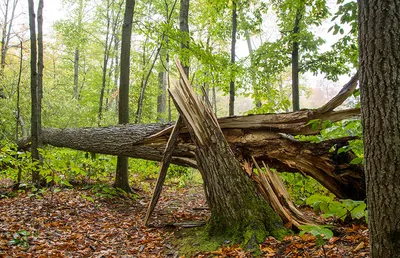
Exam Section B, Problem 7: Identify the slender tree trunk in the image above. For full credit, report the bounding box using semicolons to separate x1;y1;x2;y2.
115;0;135;193
28;0;42;184
229;0;237;116
291;11;300;112
135;44;161;123
73;49;79;98
98;0;112;126
16;40;23;186
0;0;18;98
37;0;43;133
358;1;400;257
157;71;167;123
1;0;10;72
179;0;189;77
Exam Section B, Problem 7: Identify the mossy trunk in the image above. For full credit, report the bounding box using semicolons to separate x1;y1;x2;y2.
170;58;284;246
196;126;284;246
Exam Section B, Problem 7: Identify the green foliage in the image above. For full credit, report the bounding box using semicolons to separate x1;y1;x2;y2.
306;193;368;222
8;230;31;250
299;224;333;243
280;173;329;205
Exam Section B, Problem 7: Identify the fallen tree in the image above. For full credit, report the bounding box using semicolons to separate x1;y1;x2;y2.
18;73;364;200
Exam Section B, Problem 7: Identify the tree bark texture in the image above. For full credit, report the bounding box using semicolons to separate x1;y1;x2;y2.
170;58;283;245
179;0;189;77
358;1;400;257
291;10;301;112
19;73;363;199
229;1;237;116
157;71;167;123
28;0;42;184
20;107;365;200
115;0;135;192
73;49;79;98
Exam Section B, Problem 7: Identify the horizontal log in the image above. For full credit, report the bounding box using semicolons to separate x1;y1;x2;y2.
19;121;365;200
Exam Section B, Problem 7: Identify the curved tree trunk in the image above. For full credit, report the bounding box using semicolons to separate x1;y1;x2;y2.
358;1;400;257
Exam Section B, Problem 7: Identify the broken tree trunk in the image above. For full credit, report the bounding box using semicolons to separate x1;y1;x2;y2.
170;57;283;246
248;158;318;228
144;116;183;225
18;73;364;200
18;124;364;200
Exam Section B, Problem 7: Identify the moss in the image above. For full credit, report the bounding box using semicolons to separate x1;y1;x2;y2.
172;227;225;257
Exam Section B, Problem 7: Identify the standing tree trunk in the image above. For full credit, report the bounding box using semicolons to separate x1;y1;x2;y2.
98;0;113;126
170;59;283;247
28;0;42;184
229;0;237;116
73;49;79;98
179;0;189;77
291;11;300;112
115;0;135;193
358;1;400;257
0;0;18;98
157;71;167;123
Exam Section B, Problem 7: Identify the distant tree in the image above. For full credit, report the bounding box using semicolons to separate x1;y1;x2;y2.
228;0;237;116
358;1;400;257
179;0;189;77
0;0;19;98
114;0;135;192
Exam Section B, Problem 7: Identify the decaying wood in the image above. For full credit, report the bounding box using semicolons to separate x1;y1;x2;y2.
144;116;183;225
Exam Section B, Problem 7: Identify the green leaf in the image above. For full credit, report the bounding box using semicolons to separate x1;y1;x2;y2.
299;225;333;240
350;202;367;219
350;157;363;164
17;230;30;236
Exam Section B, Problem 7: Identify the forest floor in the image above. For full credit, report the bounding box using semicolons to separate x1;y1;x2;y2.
0;179;370;257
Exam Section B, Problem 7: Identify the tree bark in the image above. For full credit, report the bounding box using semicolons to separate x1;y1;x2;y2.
179;0;189;77
170;57;283;247
157;71;167;123
114;0;135;193
291;10;300;112
28;0;42;184
73;49;79;98
19;111;365;200
229;0;237;116
358;1;400;257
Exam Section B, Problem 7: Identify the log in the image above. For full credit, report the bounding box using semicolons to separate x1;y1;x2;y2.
17;73;365;200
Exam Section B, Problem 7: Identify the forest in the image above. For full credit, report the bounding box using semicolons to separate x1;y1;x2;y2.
0;0;399;257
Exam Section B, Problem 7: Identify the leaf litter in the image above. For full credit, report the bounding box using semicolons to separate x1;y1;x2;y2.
0;181;369;257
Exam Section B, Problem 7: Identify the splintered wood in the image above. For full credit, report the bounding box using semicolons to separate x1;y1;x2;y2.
249;157;318;228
